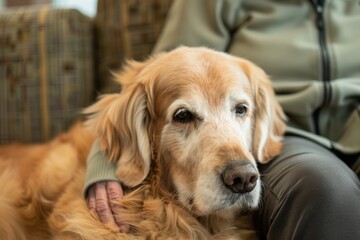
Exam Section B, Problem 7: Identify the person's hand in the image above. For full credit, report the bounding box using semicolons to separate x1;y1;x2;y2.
87;180;130;233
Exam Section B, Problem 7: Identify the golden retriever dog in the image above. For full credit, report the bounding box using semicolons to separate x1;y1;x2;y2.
0;47;286;240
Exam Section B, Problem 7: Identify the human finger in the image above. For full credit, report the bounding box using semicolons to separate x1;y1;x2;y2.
106;181;130;232
95;181;118;229
87;185;96;213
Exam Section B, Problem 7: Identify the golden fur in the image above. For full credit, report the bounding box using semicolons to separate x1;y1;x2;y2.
0;47;286;240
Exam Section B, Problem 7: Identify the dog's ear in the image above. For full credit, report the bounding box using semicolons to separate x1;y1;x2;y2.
84;61;151;187
239;59;287;163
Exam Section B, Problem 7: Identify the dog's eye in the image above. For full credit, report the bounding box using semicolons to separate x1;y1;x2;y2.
235;104;247;117
173;108;195;123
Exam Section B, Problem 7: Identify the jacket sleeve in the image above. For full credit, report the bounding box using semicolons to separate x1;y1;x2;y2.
82;139;118;197
153;0;243;53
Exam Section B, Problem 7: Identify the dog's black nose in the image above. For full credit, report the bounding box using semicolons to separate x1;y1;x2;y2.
222;161;259;193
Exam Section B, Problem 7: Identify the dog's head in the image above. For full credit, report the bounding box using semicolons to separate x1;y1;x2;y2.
85;47;286;216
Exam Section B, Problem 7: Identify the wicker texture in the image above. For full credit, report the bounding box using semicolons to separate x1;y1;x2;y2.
0;6;94;143
0;1;174;143
95;0;173;92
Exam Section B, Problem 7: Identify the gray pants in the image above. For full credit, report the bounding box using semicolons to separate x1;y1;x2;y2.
255;136;360;240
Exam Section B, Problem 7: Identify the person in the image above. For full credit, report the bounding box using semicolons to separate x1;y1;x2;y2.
84;0;360;239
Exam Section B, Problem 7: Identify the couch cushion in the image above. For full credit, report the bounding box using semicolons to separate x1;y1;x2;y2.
0;6;95;143
95;0;173;93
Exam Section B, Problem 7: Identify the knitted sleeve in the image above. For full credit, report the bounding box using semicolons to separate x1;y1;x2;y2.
82;139;118;197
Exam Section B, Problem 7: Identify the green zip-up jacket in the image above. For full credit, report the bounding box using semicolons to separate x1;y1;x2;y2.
84;0;360;194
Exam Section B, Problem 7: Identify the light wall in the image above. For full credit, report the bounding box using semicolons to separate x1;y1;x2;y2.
52;0;97;17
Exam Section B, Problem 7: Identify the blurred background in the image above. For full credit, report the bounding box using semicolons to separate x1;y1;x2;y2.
0;0;97;17
0;0;173;143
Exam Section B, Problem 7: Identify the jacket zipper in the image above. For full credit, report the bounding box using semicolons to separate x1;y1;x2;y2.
310;0;332;135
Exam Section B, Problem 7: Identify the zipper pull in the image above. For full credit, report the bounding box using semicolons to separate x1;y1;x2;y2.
310;0;325;30
316;5;323;14
315;5;324;30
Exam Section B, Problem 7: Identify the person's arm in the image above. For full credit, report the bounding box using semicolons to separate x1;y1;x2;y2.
84;140;129;232
83;140;118;196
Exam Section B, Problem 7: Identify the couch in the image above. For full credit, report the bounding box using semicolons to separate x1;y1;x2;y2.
0;0;173;143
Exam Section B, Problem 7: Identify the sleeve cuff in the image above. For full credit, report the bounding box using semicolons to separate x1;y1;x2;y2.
82;140;118;197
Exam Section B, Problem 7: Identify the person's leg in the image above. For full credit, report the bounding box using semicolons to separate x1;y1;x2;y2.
254;136;360;240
